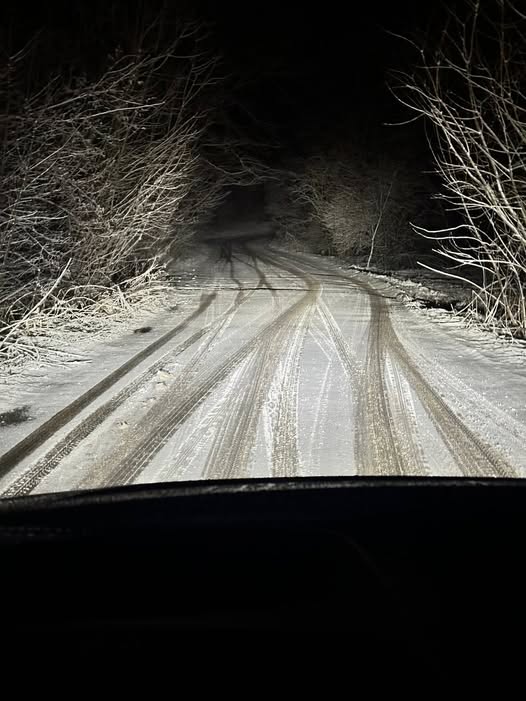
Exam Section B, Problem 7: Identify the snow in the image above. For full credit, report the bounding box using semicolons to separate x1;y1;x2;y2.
0;243;525;496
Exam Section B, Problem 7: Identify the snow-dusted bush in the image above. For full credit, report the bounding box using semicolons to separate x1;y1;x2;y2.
0;22;225;362
291;150;423;265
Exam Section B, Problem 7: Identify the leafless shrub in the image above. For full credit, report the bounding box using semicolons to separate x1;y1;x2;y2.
291;150;421;265
393;0;526;337
264;171;329;252
0;20;226;364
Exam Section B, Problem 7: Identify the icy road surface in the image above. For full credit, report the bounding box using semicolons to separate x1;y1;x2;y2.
1;243;525;496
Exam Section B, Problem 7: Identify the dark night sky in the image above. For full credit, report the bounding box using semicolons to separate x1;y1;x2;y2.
198;2;432;108
198;0;443;145
1;0;443;150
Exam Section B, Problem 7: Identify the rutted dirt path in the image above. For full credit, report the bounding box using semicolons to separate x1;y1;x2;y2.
0;242;524;495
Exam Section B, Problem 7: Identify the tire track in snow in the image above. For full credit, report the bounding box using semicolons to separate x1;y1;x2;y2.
355;293;405;475
152;254;287;482
0;292;217;483
387;322;516;477
302;353;333;474
261;251;379;476
135;246;288;479
143;358;251;483
249;247;322;477
303;300;362;474
203;247;320;479
316;298;360;379
2;260;263;496
384;354;429;475
96;265;319;487
354;284;515;477
389;314;526;468
5;243;516;491
202;335;279;480
356;277;516;477
269;304;313;477
280;250;515;477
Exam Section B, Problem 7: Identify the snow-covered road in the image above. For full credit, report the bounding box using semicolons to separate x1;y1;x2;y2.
1;242;525;495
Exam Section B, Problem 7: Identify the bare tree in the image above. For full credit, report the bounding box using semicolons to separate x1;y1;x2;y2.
393;0;526;337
